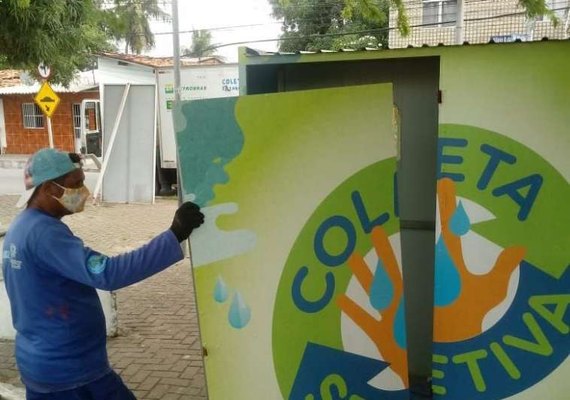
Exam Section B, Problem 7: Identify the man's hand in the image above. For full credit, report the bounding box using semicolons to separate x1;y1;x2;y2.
170;202;205;242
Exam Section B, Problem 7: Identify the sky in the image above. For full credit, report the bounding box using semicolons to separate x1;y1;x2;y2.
147;0;283;62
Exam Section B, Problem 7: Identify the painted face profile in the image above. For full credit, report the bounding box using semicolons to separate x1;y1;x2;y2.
176;98;244;207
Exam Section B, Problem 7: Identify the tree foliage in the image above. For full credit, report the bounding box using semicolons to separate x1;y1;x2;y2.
271;0;557;52
269;0;390;52
0;0;110;85
182;30;218;58
518;0;561;24
98;0;169;54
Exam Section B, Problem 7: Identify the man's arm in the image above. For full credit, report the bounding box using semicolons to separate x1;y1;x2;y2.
36;202;204;291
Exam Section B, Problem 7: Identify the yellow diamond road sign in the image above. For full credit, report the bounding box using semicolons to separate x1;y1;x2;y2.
34;82;60;118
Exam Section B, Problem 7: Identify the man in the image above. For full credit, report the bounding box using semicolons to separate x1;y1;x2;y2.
2;148;204;399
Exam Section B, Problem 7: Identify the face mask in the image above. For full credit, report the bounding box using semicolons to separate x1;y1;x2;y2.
52;182;90;213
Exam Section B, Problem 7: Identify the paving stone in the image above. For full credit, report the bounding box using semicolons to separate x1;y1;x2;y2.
161;394;182;400
146;383;170;399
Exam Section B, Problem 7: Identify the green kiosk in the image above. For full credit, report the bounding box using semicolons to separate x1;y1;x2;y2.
174;39;569;400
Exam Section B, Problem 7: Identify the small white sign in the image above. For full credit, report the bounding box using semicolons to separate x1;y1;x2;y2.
37;63;51;79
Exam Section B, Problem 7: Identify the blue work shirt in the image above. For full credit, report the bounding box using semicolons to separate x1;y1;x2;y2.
2;208;183;392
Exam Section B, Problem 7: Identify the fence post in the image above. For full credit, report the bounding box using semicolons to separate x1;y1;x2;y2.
455;0;465;44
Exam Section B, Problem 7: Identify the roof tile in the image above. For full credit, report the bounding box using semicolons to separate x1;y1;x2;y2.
0;70;22;88
100;52;225;67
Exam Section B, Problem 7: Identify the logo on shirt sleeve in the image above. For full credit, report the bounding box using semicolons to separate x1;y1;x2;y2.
4;244;22;270
87;254;108;274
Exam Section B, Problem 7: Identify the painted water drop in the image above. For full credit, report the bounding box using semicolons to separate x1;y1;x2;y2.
228;292;251;329
450;201;471;236
393;298;407;349
213;276;228;303
369;258;394;311
434;237;461;306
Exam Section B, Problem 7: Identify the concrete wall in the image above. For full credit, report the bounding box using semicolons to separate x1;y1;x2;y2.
0;99;6;153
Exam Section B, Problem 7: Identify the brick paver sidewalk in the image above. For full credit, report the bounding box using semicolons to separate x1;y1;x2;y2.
0;197;207;399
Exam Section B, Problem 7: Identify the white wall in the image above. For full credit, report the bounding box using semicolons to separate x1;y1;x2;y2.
96;57;156;85
0;99;7;153
156;64;239;168
101;84;156;204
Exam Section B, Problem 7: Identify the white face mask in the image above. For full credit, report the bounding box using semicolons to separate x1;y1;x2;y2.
52;182;90;213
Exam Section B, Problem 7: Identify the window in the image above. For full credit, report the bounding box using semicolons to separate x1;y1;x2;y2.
539;0;569;21
22;103;44;129
423;0;457;27
72;103;82;139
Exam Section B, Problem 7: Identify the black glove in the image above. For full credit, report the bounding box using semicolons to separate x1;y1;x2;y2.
169;202;205;242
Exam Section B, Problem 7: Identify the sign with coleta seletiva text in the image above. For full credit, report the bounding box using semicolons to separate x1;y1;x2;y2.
175;84;408;399
432;43;569;400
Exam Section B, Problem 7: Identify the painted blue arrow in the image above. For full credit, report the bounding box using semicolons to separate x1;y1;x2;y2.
289;342;410;400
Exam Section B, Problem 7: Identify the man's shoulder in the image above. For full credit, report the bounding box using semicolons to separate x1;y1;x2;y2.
8;209;66;241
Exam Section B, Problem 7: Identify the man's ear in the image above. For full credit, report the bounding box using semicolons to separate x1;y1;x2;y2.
41;181;60;198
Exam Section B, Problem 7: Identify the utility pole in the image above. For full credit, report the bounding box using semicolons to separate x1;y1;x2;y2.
171;0;185;256
171;0;182;202
172;0;181;103
455;0;465;45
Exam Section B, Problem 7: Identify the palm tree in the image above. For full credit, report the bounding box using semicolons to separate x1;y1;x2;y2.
99;0;169;54
183;30;217;58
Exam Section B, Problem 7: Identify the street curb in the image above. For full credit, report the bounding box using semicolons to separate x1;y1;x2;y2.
0;160;26;170
0;382;25;400
0;160;100;172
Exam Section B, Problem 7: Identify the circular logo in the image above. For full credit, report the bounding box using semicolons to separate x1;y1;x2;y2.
272;125;569;400
272;158;409;399
432;125;569;399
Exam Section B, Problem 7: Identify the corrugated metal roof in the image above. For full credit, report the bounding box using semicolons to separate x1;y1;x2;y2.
99;52;226;68
0;84;98;95
243;36;568;57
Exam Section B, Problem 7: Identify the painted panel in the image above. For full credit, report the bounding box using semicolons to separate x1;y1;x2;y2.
175;84;410;399
433;43;570;399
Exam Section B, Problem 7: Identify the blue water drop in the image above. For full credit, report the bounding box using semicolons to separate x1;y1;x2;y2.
450;201;471;236
434;237;462;306
213;276;228;303
228;292;251;329
393;298;407;349
369;258;394;311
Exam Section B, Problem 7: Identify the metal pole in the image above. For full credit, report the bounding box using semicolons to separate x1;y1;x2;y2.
455;0;465;45
171;0;186;237
172;0;181;104
172;0;184;203
47;117;54;148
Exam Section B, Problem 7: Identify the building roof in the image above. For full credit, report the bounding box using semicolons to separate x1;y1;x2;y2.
240;37;569;64
0;84;98;95
99;52;225;68
0;70;23;88
243;36;568;57
0;70;99;95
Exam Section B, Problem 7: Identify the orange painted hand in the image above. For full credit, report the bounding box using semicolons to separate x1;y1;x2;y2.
337;226;409;387
434;178;526;342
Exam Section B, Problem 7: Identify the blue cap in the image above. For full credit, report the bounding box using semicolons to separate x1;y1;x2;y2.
16;148;81;208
